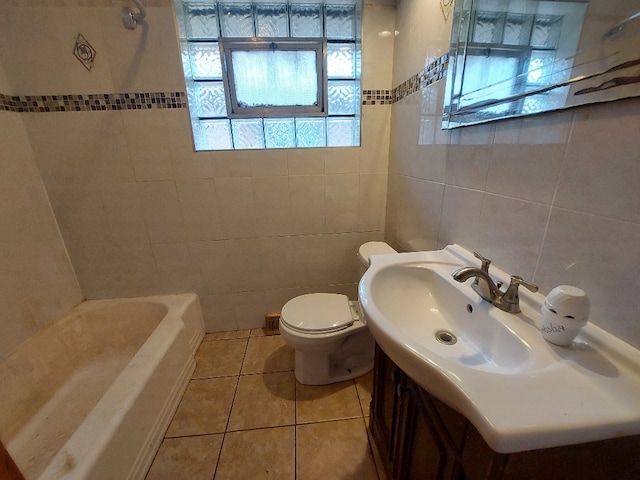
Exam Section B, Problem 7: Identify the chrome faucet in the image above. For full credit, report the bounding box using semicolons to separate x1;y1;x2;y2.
452;252;538;314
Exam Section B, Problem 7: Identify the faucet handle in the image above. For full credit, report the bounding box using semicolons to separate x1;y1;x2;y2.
473;252;492;273
502;276;539;313
510;275;538;293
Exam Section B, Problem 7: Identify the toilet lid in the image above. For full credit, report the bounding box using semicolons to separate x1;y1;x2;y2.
281;293;354;333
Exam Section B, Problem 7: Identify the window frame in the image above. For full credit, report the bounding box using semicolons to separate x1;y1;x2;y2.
219;37;328;119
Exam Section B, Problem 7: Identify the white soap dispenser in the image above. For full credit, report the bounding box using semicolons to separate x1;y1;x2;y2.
540;285;590;346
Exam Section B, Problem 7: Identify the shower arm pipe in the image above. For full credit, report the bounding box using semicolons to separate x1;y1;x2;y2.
122;0;147;30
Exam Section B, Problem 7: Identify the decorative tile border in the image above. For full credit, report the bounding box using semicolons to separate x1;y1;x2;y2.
362;89;394;105
362;53;449;106
6;0;170;7
393;53;449;103
0;54;447;114
0;92;187;113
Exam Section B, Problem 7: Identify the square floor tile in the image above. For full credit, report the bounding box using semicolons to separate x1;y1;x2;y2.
166;377;237;437
241;335;294;374
215;426;295;480
193;338;247;378
151;329;383;480
296;380;363;424
228;372;296;431
296;418;379;480
145;434;223;480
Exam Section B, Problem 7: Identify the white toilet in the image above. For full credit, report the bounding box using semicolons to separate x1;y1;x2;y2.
279;241;397;385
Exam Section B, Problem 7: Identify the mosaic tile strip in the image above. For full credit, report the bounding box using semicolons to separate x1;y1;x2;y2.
0;94;15;112
362;90;394;105
0;92;187;113
360;53;449;106
6;0;170;7
1;53;448;114
392;53;449;103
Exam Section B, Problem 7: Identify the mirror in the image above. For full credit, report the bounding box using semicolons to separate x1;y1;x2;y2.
443;0;640;128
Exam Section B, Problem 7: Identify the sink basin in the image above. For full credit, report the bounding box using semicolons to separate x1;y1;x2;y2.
359;245;640;453
367;261;533;373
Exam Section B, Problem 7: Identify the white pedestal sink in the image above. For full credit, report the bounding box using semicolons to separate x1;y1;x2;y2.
358;244;640;453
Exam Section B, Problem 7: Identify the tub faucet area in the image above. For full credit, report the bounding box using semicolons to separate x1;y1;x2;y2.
452;252;538;314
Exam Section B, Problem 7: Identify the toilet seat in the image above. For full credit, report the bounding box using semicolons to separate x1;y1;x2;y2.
281;293;356;334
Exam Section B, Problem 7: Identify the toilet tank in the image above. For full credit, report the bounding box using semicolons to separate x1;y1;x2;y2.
357;241;397;277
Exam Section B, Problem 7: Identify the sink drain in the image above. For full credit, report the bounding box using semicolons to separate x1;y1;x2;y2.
435;330;457;345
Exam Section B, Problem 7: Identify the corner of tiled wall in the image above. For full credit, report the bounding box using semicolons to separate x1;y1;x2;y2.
385;0;640;349
1;1;397;335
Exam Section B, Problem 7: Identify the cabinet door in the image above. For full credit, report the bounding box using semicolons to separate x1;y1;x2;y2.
396;382;464;480
371;346;465;480
370;344;402;474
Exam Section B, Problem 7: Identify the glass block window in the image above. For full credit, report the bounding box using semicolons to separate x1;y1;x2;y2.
455;10;564;115
175;0;362;151
470;11;563;49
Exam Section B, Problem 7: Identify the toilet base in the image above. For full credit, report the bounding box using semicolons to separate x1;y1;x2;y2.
293;329;375;385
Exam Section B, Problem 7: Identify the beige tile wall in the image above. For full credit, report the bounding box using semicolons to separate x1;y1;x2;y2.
2;2;396;332
4;0;639;350
0;110;83;360
386;0;640;348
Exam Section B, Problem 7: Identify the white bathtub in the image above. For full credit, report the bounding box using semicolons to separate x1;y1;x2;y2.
0;294;205;480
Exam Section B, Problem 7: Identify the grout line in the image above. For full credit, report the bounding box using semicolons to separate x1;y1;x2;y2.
353;377;366;418
211;336;249;480
161;431;225;440
293;378;298;480
531;115;575;284
364;415;385;480
191;372;243;380
225;423;297;434
239;369;293;377
360;414;382;480
227;338;250;431
353;375;382;479
202;334;251;342
295;415;364;427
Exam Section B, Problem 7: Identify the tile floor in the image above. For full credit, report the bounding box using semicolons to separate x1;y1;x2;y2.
145;329;384;480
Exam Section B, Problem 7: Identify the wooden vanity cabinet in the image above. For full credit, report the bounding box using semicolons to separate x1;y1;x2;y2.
369;345;640;480
370;344;465;480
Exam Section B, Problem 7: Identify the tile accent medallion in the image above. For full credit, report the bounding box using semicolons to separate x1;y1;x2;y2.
73;33;97;71
0;54;448;113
